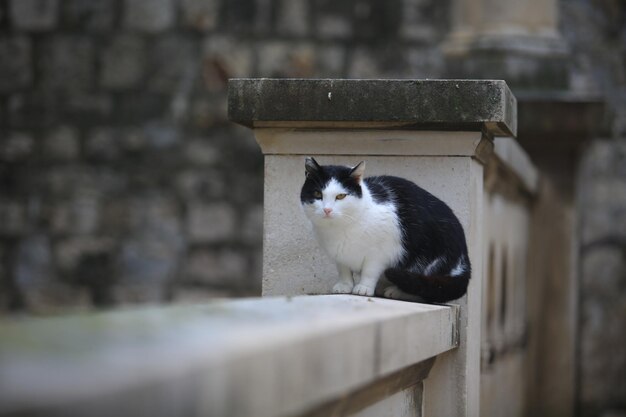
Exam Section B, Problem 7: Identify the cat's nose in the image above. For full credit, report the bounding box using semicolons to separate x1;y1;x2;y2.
323;208;333;216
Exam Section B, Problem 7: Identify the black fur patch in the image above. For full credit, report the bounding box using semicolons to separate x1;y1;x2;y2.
300;164;362;203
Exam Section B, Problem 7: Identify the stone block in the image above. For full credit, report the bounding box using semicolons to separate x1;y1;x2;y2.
581;248;626;295
228;79;517;136
147;35;197;93
581;210;618;245
580;140;626;178
10;0;58;31
241;205;263;245
176;169;225;200
580;281;626;407
40;36;93;91
400;0;447;42
85;128;120;161
123;0;174;33
0;100;5;128
184;248;248;286
0;200;26;237
256;42;315;78
54;237;115;272
229;170;263;204
186;202;236;243
406;47;444;78
189;96;229;127
276;0;309;36
50;190;101;235
181;0;219;31
141;121;181;149
43;125;80;160
347;47;383;79
62;93;113;125
119;196;185;295
315;0;352;39
352;0;402;40
62;0;114;31
44;166;125;198
585;178;626;210
15;234;54;292
0;132;34;162
100;35;146;89
7;92;58;129
250;251;263;291
220;0;257;33
254;0;273;34
348;46;442;79
118;127;146;152
119;236;181;287
316;45;346;77
0;37;33;92
113;92;169;124
184;139;218;165
202;36;253;92
126;195;182;234
99;199;127;237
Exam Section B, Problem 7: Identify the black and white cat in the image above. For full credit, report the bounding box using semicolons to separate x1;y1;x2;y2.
300;157;470;303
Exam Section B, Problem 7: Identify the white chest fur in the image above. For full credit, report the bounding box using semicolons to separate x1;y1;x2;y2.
309;188;405;273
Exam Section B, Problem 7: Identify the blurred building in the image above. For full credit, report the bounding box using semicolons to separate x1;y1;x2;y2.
0;0;624;416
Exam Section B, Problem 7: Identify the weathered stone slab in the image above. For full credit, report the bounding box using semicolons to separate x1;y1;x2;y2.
228;78;517;136
0;295;457;417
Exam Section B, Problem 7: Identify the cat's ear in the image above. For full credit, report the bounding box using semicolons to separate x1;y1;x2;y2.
350;161;366;182
305;157;321;178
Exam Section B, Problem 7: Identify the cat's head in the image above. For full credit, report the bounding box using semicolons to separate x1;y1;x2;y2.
300;157;365;224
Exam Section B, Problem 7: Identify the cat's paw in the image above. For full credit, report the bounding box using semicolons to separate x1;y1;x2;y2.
332;282;354;294
352;284;375;296
383;285;424;302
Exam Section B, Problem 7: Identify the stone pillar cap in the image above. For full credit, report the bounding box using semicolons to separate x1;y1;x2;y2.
228;78;517;137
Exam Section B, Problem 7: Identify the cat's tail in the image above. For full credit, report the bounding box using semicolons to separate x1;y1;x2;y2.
384;267;471;303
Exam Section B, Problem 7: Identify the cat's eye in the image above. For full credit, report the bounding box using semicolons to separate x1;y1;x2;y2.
336;193;347;200
313;191;322;199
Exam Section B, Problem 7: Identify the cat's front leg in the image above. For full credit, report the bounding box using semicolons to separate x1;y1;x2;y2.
352;263;383;296
332;264;354;294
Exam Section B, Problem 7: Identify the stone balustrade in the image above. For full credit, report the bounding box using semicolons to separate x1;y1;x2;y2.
0;295;457;417
0;79;538;417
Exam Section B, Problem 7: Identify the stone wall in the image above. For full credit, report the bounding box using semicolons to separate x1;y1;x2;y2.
1;0;625;415
578;141;626;417
562;1;626;415
0;0;449;312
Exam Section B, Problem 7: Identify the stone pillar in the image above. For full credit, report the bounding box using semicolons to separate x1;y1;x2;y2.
444;0;568;90
446;0;561;53
229;78;517;417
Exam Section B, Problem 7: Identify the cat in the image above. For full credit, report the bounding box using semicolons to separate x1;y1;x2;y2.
300;157;471;303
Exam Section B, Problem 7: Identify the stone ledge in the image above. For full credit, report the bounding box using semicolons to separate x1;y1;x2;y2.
0;295;458;417
494;137;539;194
228;78;517;137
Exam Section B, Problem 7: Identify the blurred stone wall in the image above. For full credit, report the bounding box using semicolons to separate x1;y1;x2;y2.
561;1;626;415
0;0;449;312
578;141;626;417
0;0;625;415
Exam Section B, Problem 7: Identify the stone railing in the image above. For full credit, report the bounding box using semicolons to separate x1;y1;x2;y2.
0;79;537;417
0;295;457;417
481;137;538;416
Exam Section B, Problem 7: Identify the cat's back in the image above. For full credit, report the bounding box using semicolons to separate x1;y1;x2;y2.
364;175;432;205
364;175;460;226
